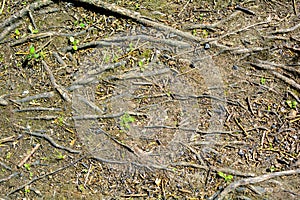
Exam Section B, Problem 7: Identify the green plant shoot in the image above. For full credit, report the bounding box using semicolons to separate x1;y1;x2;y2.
70;36;80;51
286;100;297;109
120;112;135;130
217;171;233;182
260;77;266;85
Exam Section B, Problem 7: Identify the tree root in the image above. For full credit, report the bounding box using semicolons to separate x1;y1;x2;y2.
6;155;86;196
211;169;300;200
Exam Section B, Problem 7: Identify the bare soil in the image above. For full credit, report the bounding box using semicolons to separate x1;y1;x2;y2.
0;0;299;199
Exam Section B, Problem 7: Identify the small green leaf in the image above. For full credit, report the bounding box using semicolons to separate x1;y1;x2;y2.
218;171;233;182
138;60;144;67
218;171;225;178
192;29;197;36
260;77;266;85
79;23;85;28
29;45;35;55
292;100;297;108
120;112;135;130
6;152;12;159
270;166;275;172
33;53;39;59
287;100;298;109
72;45;78;51
32;29;39;34
78;184;85;192
24;163;31;171
15;29;20;36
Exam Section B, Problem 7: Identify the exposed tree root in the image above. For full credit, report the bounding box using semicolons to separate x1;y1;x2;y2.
212;169;300;200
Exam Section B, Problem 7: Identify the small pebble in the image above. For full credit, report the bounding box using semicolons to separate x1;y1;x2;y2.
238;149;245;156
22;90;29;96
0;98;8;106
204;43;210;49
232;65;239;70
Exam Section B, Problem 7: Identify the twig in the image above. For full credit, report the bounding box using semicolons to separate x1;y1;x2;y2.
69;0;204;43
83;164;92;187
0;21;22;42
24;131;81;154
180;142;206;166
0;0;5;14
60;34;190;53
234;117;249;137
271;71;300;91
206;20;270;43
37;7;59;14
96;129;137;156
52;51;67;67
184;11;240;30
191;141;246;146
210;166;256;177
255;59;300;76
10;28;95;47
171;162;256;177
26;115;58;120
292;0;298;16
13;107;61;112
0;172;19;184
121;194;147;198
42;60;71;102
7;154;86;196
13;91;55;103
287;90;300;103
17;143;41;168
28;11;37;30
144;125;242;136
267;23;300;34
250;62;300;91
235;5;255;15
0;161;12;171
213;169;300;200
177;0;190;17
73;111;146;120
0;0;52;30
0;135;17;144
246;96;255;115
211;41;269;55
91;156;128;164
284;45;300;54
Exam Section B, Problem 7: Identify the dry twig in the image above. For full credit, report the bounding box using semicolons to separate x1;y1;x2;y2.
17;144;41;168
14;91;55;103
213;169;300;199
0;0;52;30
69;0;204;43
250;62;300;91
42;60;71;102
7;155;86;196
24;131;81;154
13;107;61;112
0;172;19;184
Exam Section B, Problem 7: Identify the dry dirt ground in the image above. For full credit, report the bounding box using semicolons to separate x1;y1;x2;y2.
0;0;300;199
